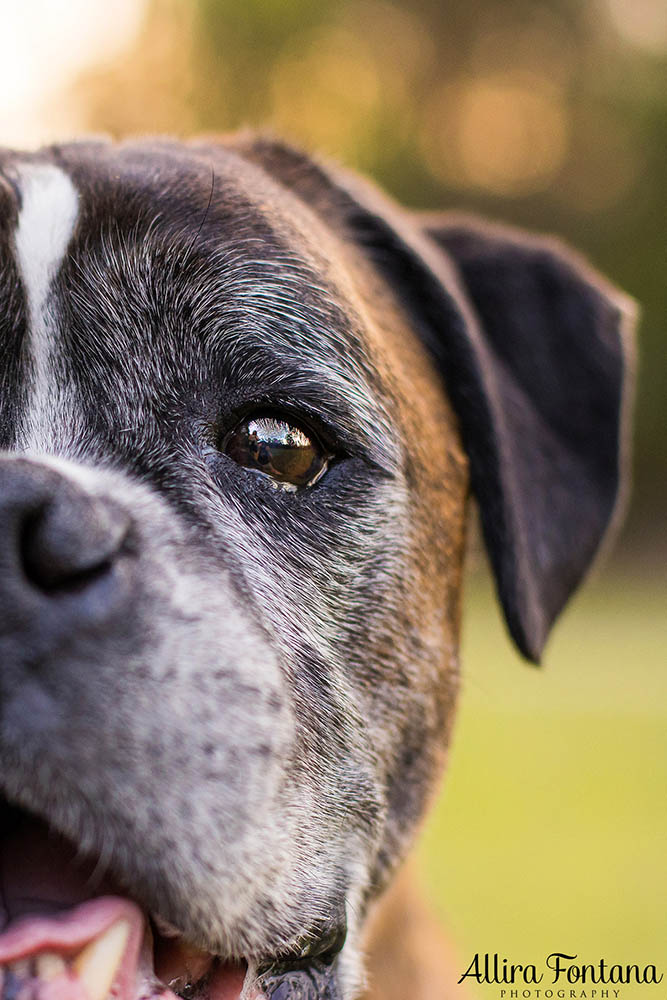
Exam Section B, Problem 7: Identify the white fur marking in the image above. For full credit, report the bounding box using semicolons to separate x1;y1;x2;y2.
13;163;79;448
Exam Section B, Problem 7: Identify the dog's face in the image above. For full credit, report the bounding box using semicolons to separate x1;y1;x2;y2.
0;137;633;1000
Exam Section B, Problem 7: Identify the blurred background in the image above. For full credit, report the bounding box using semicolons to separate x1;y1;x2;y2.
2;0;665;992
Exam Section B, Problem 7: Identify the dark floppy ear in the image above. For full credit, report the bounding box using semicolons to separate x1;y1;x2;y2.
418;213;636;661
225;138;636;662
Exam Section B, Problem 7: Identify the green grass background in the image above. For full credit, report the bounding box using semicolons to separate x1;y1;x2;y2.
418;569;667;998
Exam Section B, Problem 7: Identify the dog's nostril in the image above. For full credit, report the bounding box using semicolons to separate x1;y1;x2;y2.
20;498;129;594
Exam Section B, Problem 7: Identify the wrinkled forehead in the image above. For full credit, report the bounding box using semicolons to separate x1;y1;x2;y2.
0;141;397;465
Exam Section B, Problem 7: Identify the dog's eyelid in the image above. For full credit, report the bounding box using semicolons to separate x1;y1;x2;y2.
212;371;400;469
215;398;400;482
235;401;342;453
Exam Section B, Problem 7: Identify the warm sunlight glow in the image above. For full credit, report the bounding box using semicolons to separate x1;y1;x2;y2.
606;0;667;51
0;0;147;148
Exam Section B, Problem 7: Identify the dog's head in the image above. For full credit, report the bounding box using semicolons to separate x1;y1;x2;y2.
0;136;634;1000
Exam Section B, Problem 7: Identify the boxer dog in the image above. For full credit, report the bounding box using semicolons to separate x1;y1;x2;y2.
0;135;635;1000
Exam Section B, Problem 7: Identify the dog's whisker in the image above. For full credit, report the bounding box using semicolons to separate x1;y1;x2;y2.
180;166;215;268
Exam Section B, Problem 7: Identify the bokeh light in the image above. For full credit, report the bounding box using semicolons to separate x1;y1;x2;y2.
421;72;569;195
0;0;147;147
271;28;381;160
606;0;667;52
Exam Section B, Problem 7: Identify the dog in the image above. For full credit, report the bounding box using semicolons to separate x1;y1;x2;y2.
0;134;635;1000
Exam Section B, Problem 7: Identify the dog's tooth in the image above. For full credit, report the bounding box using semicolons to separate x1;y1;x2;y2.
73;920;130;1000
151;913;182;939
8;958;31;979
36;952;67;981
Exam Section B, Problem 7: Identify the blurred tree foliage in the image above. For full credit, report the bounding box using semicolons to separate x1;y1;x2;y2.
76;0;667;556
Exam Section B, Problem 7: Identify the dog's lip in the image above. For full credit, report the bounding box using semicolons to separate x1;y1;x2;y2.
0;803;334;1000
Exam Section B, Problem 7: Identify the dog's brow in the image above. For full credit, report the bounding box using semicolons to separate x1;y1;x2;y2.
45;202;400;472
194;251;400;470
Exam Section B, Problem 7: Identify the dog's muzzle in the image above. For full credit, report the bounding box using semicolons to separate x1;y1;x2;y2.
0;457;345;1000
0;459;252;1000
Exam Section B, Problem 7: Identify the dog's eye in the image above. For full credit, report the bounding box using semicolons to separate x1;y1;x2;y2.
222;414;331;490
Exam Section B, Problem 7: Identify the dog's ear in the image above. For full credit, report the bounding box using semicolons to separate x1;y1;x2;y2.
415;214;636;661
227;138;636;662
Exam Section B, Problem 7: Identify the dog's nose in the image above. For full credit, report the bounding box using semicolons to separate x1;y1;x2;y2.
0;458;130;632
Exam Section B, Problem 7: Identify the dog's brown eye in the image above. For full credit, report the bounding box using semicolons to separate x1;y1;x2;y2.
223;414;331;490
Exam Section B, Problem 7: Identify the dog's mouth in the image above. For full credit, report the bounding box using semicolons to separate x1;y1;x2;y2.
0;800;247;1000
